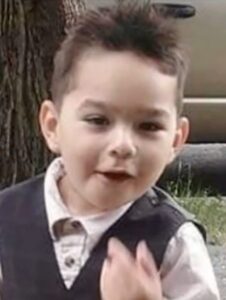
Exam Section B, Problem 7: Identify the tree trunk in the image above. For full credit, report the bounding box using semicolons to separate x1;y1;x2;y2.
0;0;86;189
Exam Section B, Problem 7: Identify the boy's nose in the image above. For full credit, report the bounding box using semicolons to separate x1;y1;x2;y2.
108;126;137;160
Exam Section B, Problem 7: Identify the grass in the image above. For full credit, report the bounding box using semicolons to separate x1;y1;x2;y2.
177;196;226;245
168;181;226;245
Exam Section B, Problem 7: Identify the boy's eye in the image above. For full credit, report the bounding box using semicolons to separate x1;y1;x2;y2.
84;115;109;126
138;121;162;132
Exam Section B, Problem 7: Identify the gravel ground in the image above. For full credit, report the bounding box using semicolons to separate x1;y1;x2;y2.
208;245;226;300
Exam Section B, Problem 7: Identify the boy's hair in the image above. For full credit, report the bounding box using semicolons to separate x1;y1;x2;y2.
51;1;188;114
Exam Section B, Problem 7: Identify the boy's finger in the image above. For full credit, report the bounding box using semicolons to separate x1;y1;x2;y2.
136;240;159;278
100;257;110;281
107;237;134;265
136;241;162;298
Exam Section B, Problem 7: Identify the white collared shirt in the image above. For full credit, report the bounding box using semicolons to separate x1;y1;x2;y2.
0;157;221;299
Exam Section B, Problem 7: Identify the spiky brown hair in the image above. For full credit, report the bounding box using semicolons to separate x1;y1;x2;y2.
51;1;188;114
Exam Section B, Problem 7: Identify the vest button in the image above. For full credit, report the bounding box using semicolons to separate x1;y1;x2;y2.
151;197;159;206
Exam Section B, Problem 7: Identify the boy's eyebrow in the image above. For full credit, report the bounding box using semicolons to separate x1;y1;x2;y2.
78;99;107;110
79;98;171;119
136;108;171;120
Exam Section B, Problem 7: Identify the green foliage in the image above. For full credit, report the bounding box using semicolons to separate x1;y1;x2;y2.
168;180;226;245
178;196;226;245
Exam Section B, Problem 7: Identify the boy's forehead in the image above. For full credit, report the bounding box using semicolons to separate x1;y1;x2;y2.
68;47;177;85
63;47;178;109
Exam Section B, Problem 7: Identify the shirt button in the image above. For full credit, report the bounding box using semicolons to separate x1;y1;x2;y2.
71;221;83;232
65;256;75;268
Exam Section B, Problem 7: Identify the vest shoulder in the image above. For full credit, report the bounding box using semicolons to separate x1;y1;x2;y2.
0;174;44;207
151;186;206;240
143;186;188;226
151;186;194;218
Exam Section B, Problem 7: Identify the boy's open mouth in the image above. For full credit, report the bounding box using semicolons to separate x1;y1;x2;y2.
98;171;133;182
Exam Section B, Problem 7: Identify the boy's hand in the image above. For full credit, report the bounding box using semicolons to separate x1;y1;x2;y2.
100;238;162;300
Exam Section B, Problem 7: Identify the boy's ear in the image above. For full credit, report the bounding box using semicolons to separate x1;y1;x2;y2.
39;100;60;154
169;117;189;163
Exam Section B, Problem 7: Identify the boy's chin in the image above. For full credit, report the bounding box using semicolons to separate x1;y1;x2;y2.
89;192;138;213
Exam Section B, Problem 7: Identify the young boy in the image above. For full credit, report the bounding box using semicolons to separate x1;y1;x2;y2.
0;2;220;300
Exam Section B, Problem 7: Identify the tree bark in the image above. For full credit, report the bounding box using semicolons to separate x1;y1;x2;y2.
0;0;86;189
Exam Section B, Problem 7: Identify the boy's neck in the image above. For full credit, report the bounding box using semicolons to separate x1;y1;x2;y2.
58;175;106;217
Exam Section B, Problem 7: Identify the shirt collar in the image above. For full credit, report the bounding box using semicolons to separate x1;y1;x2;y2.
44;157;71;240
44;157;133;240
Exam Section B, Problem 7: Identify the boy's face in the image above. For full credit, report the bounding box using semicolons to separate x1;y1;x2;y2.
40;49;189;215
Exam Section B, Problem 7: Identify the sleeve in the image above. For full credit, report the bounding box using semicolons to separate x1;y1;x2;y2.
160;222;220;300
